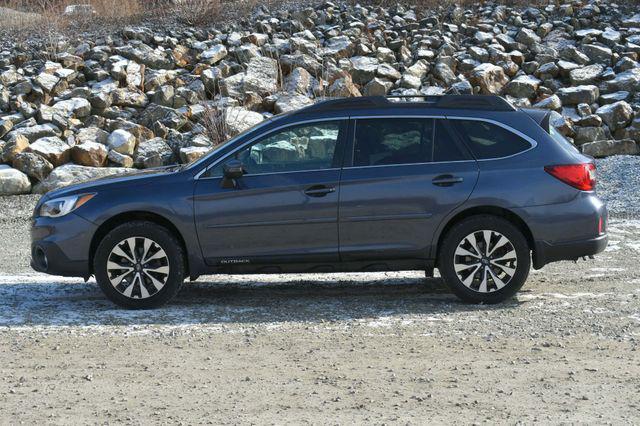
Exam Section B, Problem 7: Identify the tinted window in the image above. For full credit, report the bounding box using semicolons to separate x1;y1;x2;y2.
433;120;470;162
209;121;341;176
451;120;532;159
353;118;433;166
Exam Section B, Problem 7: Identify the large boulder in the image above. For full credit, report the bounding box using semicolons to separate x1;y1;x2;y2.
274;94;313;114
27;136;71;167
515;28;541;46
12;152;54;181
71;142;108;167
115;43;174;69
107;129;137;156
556;85;599;105
76;127;109;145
349;56;379;85
503;74;540;99
595;101;634;132
470;63;509;95
569;64;604;85
33;164;138;193
1;134;29;163
39;97;91;122
0;166;31;195
224;107;264;136
220;56;278;98
134;137;174;168
5;124;60;143
581;139;639;157
179;146;210;163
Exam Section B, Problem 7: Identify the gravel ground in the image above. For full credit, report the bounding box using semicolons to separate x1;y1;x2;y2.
0;159;639;423
596;156;640;218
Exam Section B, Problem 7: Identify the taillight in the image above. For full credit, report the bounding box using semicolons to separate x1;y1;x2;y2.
544;163;596;191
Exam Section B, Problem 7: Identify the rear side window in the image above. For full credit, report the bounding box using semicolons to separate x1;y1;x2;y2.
353;118;433;166
451;120;532;159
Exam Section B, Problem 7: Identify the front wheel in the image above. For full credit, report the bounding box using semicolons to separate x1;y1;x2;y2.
438;215;531;303
93;221;185;309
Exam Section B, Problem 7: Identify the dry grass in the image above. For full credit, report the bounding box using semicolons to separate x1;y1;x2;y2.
201;104;231;146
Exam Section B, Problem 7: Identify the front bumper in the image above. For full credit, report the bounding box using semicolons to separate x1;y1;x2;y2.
30;213;97;278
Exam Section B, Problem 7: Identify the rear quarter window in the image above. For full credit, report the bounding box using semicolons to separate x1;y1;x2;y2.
450;119;532;160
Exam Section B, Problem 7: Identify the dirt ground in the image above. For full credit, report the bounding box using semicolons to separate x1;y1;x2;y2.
0;196;638;424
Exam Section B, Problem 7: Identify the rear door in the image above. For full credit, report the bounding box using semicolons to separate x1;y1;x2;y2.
338;117;479;260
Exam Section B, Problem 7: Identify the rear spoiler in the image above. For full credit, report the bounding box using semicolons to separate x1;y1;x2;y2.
521;108;552;132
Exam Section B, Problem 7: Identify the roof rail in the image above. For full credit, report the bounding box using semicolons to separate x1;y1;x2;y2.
298;95;516;114
434;95;516;111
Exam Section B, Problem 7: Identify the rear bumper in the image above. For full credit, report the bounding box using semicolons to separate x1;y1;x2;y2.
514;191;608;269
533;234;608;269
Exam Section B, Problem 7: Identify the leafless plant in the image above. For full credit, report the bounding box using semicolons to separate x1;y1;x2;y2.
201;104;231;146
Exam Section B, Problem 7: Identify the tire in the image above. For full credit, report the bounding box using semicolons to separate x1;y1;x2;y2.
93;221;185;309
438;215;530;304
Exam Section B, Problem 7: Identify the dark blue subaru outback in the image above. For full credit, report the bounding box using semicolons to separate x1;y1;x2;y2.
31;95;608;308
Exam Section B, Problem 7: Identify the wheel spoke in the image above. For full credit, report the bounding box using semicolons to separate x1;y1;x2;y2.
490;261;516;276
465;233;482;257
112;245;135;264
126;238;138;263
482;230;492;256
491;252;517;263
144;249;167;263
461;264;481;287
144;265;169;275
141;238;153;264
487;267;507;290
478;267;489;293
110;269;133;286
455;247;480;258
143;270;165;291
455;262;480;273
487;235;509;257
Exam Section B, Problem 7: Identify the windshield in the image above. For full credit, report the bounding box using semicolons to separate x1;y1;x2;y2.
182;117;274;170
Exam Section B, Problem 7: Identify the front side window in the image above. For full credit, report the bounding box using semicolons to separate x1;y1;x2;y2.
353;118;434;166
450;119;532;160
209;121;342;176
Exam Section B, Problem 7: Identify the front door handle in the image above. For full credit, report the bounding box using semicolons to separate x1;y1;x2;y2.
304;185;336;197
432;175;464;187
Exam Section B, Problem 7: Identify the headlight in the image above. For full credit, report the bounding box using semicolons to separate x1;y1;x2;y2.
39;193;96;218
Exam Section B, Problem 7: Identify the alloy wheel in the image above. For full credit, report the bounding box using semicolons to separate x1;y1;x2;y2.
453;230;517;293
106;237;170;299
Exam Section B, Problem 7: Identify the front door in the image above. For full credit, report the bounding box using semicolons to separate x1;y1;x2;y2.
194;119;347;266
339;117;479;260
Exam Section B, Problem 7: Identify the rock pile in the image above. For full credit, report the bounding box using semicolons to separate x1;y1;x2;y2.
1;0;640;194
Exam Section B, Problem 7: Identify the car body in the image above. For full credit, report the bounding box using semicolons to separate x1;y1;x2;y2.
31;95;608;307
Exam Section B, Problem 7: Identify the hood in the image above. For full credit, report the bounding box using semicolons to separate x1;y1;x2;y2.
41;166;181;201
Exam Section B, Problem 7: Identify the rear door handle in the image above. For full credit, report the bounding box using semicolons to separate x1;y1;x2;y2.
304;185;336;197
432;175;464;187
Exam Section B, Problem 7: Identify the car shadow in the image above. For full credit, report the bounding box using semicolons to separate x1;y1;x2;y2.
0;273;525;327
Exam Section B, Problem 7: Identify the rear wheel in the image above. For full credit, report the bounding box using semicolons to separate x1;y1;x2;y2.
94;221;185;309
438;215;530;303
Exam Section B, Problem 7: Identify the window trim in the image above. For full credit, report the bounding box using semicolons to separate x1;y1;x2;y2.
195;117;348;180
342;115;537;169
446;116;538;162
195;114;538;178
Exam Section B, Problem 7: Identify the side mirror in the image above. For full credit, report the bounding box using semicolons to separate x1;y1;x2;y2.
221;159;244;189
